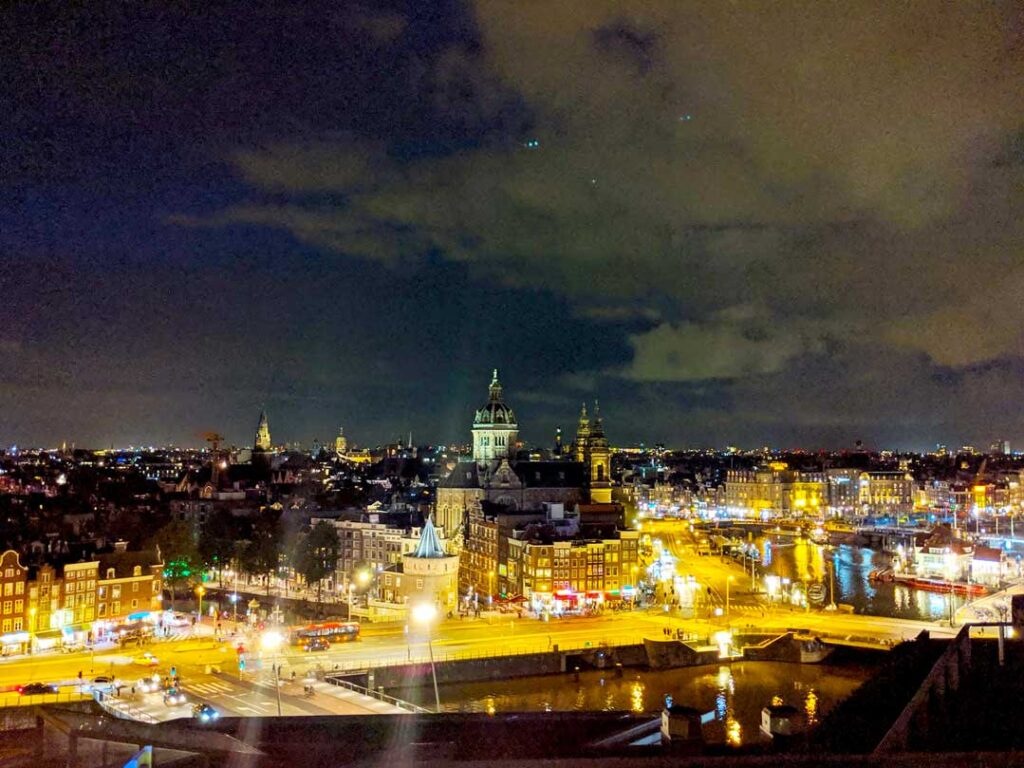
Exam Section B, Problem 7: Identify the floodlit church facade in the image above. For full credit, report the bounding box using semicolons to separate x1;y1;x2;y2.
434;370;613;545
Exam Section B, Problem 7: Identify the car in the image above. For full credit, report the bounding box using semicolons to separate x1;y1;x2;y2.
302;638;329;652
166;613;190;628
137;677;161;694
133;653;160;667
18;683;58;696
90;675;116;691
163;687;186;706
192;703;219;722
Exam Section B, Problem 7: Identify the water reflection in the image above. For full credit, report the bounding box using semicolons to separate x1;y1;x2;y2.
726;716;742;747
804;689;819;726
755;537;956;621
403;660;877;747
630;681;644;713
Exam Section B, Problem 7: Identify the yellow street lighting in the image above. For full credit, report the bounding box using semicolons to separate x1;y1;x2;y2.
356;569;371;586
411;603;441;712
260;630;284;716
726;575;735;617
195;585;206;619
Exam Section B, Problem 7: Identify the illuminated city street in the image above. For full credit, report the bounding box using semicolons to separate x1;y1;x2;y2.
4;3;1024;762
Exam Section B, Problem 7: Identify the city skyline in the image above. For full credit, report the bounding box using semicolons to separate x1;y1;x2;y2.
4;2;1024;450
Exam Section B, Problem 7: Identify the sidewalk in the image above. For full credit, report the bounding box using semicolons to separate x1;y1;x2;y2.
954;581;1024;623
215;671;407;716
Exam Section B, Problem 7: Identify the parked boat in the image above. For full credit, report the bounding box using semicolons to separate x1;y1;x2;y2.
892;575;988;597
870;568;986;596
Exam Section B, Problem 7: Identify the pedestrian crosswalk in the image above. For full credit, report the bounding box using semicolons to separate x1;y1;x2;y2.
183;680;234;697
250;679;283;692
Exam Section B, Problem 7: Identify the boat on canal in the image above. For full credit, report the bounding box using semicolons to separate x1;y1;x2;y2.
868;568;987;597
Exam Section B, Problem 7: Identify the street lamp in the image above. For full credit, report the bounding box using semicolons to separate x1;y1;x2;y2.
411;603;441;712
195;585;206;621
725;575;735;617
488;570;495;603
28;607;36;655
260;630;284;717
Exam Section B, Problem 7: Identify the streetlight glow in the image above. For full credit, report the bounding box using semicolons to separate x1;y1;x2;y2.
260;630;284;716
412;603;441;712
412;602;438;626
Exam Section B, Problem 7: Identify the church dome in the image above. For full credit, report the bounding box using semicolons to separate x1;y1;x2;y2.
473;369;517;426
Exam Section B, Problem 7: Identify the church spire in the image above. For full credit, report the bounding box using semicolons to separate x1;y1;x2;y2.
575;401;591;464
488;368;503;402
254;409;271;452
591;400;605;437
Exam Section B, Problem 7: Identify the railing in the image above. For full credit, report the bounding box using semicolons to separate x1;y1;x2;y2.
91;690;158;723
322;676;431;714
0;690;92;708
320;635;647;672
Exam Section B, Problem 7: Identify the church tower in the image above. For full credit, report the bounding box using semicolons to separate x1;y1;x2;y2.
334;427;347;456
574;402;591;464
254;410;271;452
588;401;612;503
472;369;518;466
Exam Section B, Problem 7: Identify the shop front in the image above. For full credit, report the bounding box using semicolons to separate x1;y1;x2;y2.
0;631;30;656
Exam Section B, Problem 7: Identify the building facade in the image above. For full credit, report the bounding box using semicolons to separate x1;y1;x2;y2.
859;471;914;515
95;551;163;627
374;518;459;622
0;550;27;653
724;466;827;517
512;529;640;610
435;371;586;543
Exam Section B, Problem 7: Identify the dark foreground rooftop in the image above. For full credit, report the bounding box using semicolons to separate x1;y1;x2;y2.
7;627;1024;767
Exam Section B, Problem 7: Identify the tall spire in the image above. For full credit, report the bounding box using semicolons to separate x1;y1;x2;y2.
591;400;605;437
488;368;503;402
255;409;271;452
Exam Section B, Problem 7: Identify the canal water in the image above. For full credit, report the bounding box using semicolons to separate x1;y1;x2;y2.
398;657;879;747
752;537;961;623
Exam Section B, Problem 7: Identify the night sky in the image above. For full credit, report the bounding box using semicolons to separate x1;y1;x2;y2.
3;1;1024;451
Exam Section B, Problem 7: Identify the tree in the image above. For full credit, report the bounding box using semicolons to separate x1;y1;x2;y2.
149;520;200;609
240;508;282;596
198;508;238;587
294;522;340;610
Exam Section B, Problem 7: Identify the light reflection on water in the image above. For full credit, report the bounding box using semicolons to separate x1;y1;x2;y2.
402;660;875;747
754;538;962;622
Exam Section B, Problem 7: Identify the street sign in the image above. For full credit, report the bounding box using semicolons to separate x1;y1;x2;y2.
807;583;827;603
